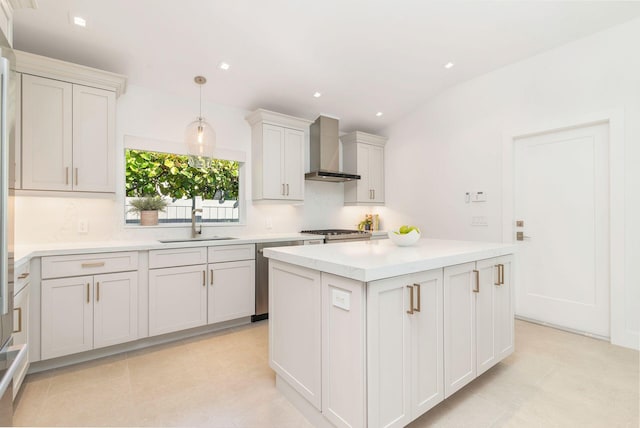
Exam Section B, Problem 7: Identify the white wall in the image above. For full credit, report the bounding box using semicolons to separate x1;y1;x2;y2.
15;84;375;243
381;18;640;349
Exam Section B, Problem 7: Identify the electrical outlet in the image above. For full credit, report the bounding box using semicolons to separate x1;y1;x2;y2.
265;217;273;230
471;216;488;226
78;219;89;234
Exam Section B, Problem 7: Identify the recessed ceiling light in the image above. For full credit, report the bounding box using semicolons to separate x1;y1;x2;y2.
73;16;87;27
444;62;455;69
313;92;322;98
218;62;230;71
375;112;383;117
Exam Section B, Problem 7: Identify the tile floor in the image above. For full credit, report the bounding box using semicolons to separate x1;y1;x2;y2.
13;320;639;427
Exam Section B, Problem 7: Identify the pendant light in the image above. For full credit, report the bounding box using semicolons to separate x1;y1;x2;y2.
185;76;215;162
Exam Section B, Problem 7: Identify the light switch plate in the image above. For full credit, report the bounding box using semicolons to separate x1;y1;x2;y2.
332;289;351;311
472;216;488;226
78;219;89;234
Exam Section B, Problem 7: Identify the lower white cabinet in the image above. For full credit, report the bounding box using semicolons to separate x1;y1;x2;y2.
367;269;444;428
41;271;138;360
208;260;255;324
444;255;514;398
148;264;208;336
13;282;30;400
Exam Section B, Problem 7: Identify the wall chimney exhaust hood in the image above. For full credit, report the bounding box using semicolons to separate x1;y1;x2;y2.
305;116;361;182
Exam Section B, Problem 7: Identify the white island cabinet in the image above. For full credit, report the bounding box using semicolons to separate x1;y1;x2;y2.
265;239;515;428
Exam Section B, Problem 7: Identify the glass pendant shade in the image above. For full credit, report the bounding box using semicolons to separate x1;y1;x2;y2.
185;116;215;157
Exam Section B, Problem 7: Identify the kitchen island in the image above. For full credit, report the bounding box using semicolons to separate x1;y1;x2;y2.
264;238;516;428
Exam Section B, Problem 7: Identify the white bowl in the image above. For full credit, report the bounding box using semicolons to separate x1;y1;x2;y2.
388;229;421;246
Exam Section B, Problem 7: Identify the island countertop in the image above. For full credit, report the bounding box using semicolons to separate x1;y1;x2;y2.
263;238;516;282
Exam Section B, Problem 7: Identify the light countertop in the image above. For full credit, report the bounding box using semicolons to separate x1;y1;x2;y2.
263;238;516;282
13;233;322;265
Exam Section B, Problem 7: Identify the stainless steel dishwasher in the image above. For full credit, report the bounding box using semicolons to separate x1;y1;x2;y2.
253;240;304;321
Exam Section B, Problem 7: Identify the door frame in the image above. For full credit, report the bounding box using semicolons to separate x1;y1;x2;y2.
501;109;634;349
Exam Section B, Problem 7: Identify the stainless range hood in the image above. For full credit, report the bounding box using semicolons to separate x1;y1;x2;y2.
305;116;360;182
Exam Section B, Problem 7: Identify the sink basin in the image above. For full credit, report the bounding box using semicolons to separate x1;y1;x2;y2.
159;237;237;243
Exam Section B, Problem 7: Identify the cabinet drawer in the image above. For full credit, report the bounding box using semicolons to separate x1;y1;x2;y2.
149;247;208;269
42;252;139;279
14;261;31;294
208;244;255;263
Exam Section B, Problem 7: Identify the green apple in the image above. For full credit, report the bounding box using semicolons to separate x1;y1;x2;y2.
399;225;410;234
408;226;420;234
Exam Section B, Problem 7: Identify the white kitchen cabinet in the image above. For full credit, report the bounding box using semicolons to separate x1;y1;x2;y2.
21;74;73;191
246;109;311;202
269;260;322;410
72;84;116;192
148;264;208;336
342;131;387;205
12;262;30;400
207;260;255;324
21;75;115;192
367;269;444;428
444;255;514;398
16;50;126;193
41;275;94;359
41;271;138;360
93;272;138;348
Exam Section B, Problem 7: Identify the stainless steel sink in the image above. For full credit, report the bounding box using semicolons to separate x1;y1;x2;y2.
159;237;237;243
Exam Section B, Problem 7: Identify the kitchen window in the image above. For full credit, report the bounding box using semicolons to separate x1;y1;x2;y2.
124;149;240;225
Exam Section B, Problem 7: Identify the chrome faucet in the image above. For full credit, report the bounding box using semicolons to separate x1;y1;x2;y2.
191;208;203;238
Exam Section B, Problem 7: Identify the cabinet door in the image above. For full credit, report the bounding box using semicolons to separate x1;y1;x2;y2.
356;143;371;202
12;72;20;189
369;144;385;203
443;262;476;398
495;255;514;361
282;128;304;200
22;74;73;191
367;275;412;428
72;85;116;192
148;265;207;336
41;276;93;359
410;269;444;418
262;124;285;199
93;271;138;348
207;260;255;324
475;258;500;376
13;285;29;399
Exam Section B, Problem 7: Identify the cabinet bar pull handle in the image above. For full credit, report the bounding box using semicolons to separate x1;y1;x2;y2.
499;264;505;285
473;270;480;293
96;282;100;302
373;189;375;200
75;168;78;186
82;262;105;268
12;307;22;333
282;184;285;195
202;270;206;287
87;283;90;303
210;269;214;285
406;285;414;315
494;265;501;286
286;183;289;196
413;283;421;312
65;167;69;185
18;273;29;279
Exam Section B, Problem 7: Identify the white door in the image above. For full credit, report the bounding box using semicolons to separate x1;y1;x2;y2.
21;74;73;191
207;260;255;324
72;85;116;192
41;276;93;359
283;128;304;200
93;271;138;348
514;123;610;337
148;265;207;336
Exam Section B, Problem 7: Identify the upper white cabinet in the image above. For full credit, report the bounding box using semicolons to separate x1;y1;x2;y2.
246;109;311;201
16;50;126;193
0;0;37;47
342;131;387;205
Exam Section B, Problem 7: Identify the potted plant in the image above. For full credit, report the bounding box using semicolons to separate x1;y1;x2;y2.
128;195;169;226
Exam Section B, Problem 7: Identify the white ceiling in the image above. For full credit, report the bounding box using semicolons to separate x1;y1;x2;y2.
12;1;640;133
